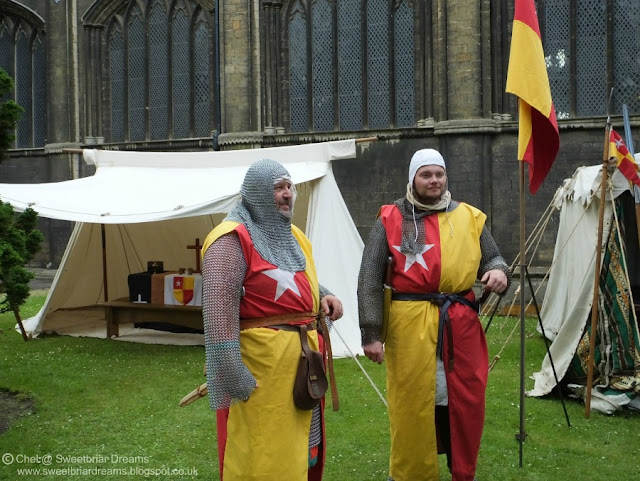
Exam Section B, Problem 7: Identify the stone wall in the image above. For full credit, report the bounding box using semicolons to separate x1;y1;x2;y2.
3;0;639;276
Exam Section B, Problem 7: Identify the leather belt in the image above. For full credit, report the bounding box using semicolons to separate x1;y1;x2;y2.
391;290;479;371
239;311;339;411
270;321;317;332
239;312;317;330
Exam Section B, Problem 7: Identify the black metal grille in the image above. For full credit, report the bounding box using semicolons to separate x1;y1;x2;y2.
16;25;31;148
576;0;606;116
289;7;308;133
543;0;570;119
286;0;416;132
128;8;145;141
32;35;46;146
109;25;125;142
312;0;334;132
337;0;363;130
613;0;640;114
105;0;212;142
149;1;169;140
394;1;414;127
0;19;10;75
194;12;210;137
172;7;190;138
366;0;390;128
1;16;47;149
541;0;640;117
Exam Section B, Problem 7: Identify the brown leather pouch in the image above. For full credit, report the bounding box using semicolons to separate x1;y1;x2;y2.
293;323;328;410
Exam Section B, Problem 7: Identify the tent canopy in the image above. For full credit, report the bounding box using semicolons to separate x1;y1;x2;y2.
0;140;356;223
1;140;364;357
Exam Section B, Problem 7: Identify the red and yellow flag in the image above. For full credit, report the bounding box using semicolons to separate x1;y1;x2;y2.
609;129;640;187
506;0;560;194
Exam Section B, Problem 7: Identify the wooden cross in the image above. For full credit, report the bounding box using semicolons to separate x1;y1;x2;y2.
187;238;203;273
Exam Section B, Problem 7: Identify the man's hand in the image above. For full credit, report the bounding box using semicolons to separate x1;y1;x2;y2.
480;269;508;294
363;341;384;364
320;295;343;321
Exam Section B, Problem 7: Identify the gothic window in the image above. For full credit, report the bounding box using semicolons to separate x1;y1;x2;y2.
540;0;640;118
0;12;47;148
285;0;416;133
105;0;213;142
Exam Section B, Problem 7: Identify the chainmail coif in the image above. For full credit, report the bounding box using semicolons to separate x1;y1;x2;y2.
225;158;306;272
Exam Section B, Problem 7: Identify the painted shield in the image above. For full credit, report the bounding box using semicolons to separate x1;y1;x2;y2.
173;276;194;305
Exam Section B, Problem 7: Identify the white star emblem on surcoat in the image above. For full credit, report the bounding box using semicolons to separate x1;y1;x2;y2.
392;244;435;272
261;268;302;301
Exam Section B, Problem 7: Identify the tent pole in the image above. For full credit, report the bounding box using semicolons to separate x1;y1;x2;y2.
621;105;640;251
517;158;526;467
101;224;109;303
13;306;29;342
584;119;612;418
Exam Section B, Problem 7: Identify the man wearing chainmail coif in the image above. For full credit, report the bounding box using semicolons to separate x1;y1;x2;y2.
201;158;343;481
357;148;510;481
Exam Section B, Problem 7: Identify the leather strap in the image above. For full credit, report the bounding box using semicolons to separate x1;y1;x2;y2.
318;316;339;411
299;322;313;358
298;323;326;401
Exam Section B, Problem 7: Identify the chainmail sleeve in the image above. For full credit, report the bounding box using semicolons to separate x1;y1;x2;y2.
318;284;332;299
357;218;389;345
318;284;335;332
478;226;511;286
203;232;257;410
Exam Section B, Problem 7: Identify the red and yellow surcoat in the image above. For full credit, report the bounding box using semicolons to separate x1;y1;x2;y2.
380;204;489;481
202;221;323;481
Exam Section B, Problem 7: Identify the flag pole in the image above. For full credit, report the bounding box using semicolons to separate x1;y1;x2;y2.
584;89;613;418
518;156;527;466
621;104;640;247
506;0;560;462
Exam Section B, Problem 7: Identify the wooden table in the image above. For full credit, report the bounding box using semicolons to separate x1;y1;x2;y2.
99;297;203;337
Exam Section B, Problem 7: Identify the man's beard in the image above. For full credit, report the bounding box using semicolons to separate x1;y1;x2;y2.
277;199;295;218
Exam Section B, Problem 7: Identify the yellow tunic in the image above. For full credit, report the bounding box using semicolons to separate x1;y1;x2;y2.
203;221;321;480
382;204;485;481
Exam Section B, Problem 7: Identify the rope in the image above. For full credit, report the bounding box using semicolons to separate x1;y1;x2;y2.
331;325;388;408
481;177;600;318
484;174;622;369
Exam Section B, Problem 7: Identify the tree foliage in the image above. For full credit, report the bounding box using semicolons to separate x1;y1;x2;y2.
0;67;23;158
0;67;42;316
0;203;44;314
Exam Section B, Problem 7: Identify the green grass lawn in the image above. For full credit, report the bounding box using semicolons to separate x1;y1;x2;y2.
1;293;639;480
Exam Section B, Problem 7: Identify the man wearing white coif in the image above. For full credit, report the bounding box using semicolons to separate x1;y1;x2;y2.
357;148;509;481
201;158;343;481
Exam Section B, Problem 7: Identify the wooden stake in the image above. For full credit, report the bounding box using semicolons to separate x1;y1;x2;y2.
13;306;29;342
584;124;612;418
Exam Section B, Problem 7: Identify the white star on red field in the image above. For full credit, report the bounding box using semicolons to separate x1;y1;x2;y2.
392;244;435;272
261;268;302;300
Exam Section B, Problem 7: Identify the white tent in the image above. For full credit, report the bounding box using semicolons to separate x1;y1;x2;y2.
0;140;364;358
530;164;637;397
